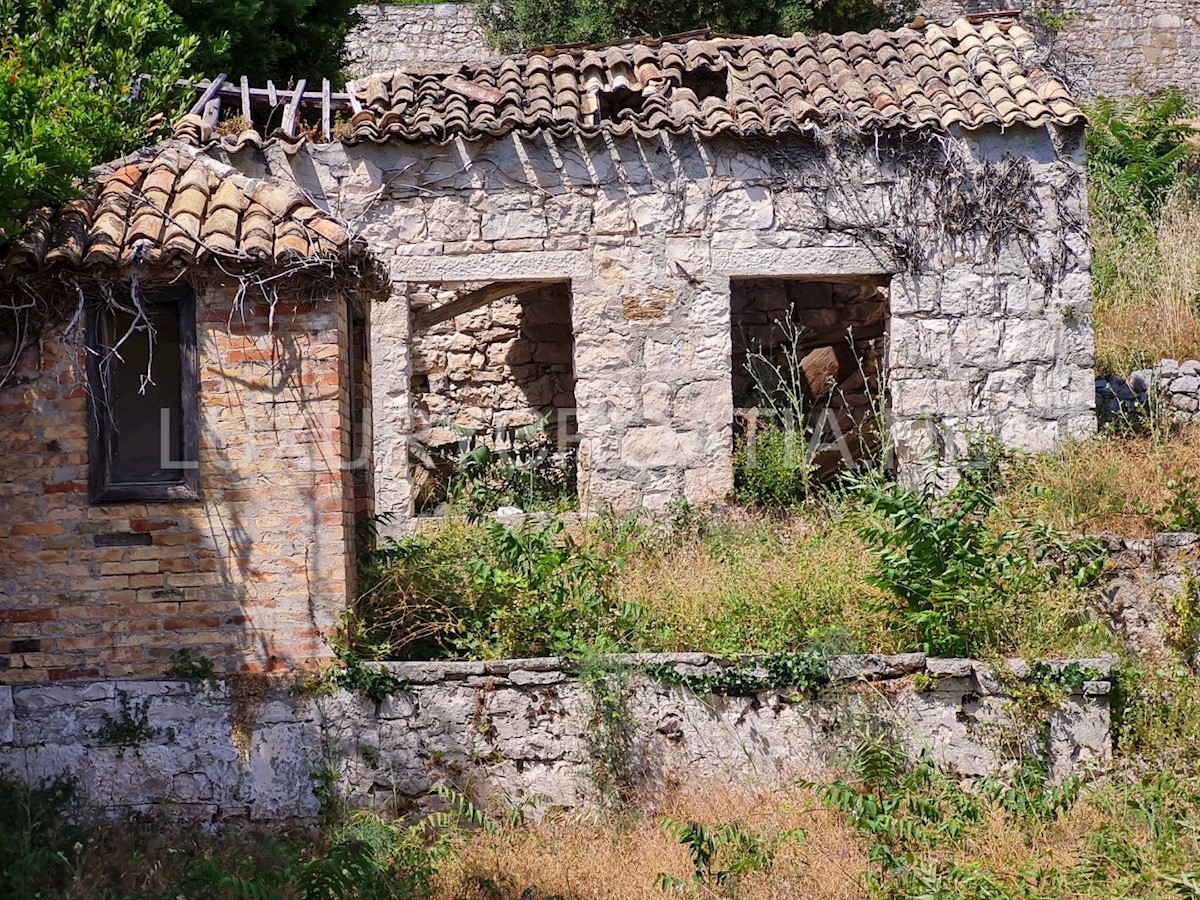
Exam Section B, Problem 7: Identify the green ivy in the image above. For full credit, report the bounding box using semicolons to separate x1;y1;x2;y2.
645;650;829;698
329;649;410;704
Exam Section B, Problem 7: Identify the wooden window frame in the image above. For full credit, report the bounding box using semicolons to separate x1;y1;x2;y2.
87;285;200;504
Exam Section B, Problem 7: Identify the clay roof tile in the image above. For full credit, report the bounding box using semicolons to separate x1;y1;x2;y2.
326;18;1081;146
2;143;367;277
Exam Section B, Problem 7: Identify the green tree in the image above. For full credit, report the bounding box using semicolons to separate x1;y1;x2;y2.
167;0;359;84
0;0;196;240
477;0;914;52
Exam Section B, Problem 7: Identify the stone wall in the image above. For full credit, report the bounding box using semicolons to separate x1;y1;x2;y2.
343;3;1199;99
345;3;495;77
0;284;357;683
915;2;1200;99
240;124;1094;527
1099;532;1200;662
1096;360;1200;424
0;653;1113;821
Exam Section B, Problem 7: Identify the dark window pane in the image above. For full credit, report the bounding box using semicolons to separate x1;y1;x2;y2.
105;304;184;484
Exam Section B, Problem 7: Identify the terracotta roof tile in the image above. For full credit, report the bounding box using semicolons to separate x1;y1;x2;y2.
336;17;1081;145
3;143;367;276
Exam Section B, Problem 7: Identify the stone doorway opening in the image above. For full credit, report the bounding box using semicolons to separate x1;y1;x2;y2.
730;276;889;483
408;281;578;514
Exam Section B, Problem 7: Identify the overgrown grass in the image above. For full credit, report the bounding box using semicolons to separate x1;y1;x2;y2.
352;466;1120;666
1087;89;1200;374
0;777;442;899
1092;189;1200;375
614;509;895;657
1000;425;1200;536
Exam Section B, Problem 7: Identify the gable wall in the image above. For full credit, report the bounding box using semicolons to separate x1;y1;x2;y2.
0;284;355;682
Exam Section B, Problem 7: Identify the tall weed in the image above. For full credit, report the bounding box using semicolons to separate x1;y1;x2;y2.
851;474;1105;657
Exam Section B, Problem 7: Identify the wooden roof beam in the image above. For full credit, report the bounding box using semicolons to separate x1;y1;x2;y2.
412;280;552;331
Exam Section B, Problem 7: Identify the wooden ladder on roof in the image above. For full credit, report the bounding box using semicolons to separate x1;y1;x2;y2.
184;75;363;141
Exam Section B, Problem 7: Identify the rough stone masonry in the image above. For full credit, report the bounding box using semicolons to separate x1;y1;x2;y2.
915;0;1200;99
256;125;1094;527
0;654;1113;820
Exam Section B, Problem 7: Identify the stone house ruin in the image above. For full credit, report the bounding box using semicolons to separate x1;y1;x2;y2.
0;15;1094;679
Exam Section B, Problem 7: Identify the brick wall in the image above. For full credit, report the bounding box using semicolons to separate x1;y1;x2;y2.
0;279;357;682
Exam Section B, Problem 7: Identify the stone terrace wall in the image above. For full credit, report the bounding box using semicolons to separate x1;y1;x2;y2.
916;2;1200;99
1096;360;1200;424
0;653;1112;821
0;285;356;683
345;3;496;77
250;124;1094;526
1099;532;1200;662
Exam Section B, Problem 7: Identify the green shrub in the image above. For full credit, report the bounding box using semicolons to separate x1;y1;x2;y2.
851;474;1105;657
0;0;196;239
356;516;649;660
476;0;914;53
0;775;79;898
425;416;577;518
1087;88;1198;225
733;424;813;507
168;0;358;84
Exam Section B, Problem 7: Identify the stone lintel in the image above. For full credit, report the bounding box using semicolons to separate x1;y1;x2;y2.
712;246;896;277
392;250;591;282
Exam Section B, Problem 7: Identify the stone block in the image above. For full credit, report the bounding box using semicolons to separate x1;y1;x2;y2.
621;426;696;468
0;687;12;744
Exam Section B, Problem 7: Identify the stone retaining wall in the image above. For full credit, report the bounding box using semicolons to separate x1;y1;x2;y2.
1095;360;1200;424
1099;532;1200;662
345;4;494;77
0;654;1112;821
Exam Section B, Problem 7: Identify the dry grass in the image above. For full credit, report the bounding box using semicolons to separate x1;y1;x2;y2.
434;783;869;900
432;780;1135;900
1000;425;1200;536
1092;190;1200;375
616;511;900;656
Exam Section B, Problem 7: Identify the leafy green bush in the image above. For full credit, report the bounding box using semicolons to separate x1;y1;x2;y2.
0;775;80;898
0;773;442;900
655;816;802;896
1154;472;1200;533
436;423;578;519
168;0;358;84
851;475;1105;657
1087;89;1198;224
356;516;649;660
0;0;196;239
733;424;813;507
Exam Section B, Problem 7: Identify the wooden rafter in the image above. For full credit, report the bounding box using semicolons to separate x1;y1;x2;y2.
412;280;552;331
